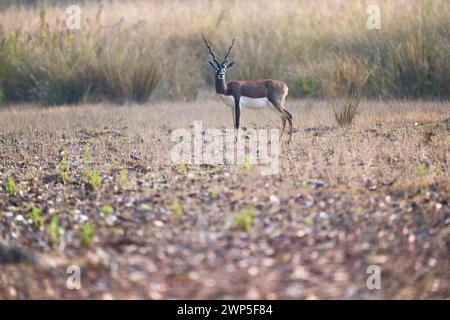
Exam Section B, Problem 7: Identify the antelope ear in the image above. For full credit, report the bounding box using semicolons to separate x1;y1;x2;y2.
227;61;236;69
208;60;218;70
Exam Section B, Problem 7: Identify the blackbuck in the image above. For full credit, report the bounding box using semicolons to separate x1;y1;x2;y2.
202;35;293;143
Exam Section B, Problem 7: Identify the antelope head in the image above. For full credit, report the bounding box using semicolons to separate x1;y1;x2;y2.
202;35;236;80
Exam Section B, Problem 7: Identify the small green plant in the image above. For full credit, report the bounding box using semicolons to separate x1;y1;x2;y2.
60;150;69;184
234;207;255;232
242;156;251;172
20;181;29;191
68;209;78;216
430;161;441;174
4;177;18;196
170;201;184;216
414;164;427;176
106;135;114;148
298;180;308;188
100;205;114;216
80;222;94;246
304;216;314;227
138;203;153;211
28;207;43;229
84;145;91;162
110;159;119;168
118;169;128;190
177;161;187;175
49;215;61;245
334;72;371;128
89;169;102;188
207;188;218;200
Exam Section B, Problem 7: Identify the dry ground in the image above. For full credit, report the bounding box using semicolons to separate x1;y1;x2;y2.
0;99;449;299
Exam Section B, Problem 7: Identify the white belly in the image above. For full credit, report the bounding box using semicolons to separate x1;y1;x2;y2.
219;95;271;110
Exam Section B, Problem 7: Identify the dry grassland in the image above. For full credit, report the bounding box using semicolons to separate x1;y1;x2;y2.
0;100;448;299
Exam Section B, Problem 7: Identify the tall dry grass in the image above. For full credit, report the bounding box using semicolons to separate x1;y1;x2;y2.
334;71;371;127
0;0;449;105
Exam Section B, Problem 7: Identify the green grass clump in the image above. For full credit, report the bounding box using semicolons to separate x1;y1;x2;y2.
304;216;314;228
28;207;43;229
80;222;95;246
118;170;128;191
106;135;114;149
89;169;102;188
20;181;29;191
4;177;18;196
49;215;61;245
242;156;251;173
100;205;114;216
84;146;91;162
414;164;427;176
176;161;187;175
430;161;442;174
414;161;441;176
170;201;184;217
138;203;153;211
207;188;218;200
234;208;255;232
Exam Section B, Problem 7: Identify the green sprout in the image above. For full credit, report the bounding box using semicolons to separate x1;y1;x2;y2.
80;222;94;246
60;150;69;184
106;135;114;148
110;159;119;169
207;188;218;200
100;205;114;216
82;146;92;178
414;164;427;176
118;169;128;191
170;201;184;216
4;177;18;196
84;145;91;162
89;169;102;188
177;161;187;175
138;203;153;211
20;181;29;191
28;207;43;229
304;216;314;227
49;215;61;245
234;207;255;232
242;155;251;172
430;161;441;174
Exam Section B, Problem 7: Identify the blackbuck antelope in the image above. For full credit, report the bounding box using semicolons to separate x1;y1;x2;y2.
202;35;293;143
